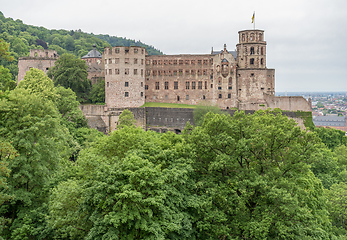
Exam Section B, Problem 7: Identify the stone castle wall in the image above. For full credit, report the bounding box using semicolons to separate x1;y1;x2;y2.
104;46;146;108
17;49;58;83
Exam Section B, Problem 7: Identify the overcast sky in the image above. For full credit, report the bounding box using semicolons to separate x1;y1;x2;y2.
2;0;347;92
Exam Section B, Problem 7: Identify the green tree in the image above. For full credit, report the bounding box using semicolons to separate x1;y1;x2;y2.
315;127;347;150
47;53;91;103
88;78;105;104
0;88;69;239
117;109;136;129
188;110;332;239
0;38;14;61
193;102;225;126
0;65;15;91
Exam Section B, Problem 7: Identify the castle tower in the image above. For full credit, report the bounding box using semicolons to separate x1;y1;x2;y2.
237;30;266;68
235;30;275;109
104;46;146;108
17;49;58;83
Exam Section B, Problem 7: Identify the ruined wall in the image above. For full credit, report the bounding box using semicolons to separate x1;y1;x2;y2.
146;107;194;130
79;105;108;133
106;107;146;132
265;95;311;111
104;46;146;108
17;49;58;83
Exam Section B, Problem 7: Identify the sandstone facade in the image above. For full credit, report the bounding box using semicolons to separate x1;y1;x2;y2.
17;49;58;83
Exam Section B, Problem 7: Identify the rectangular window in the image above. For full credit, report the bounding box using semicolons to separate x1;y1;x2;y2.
218;86;222;90
134;48;138;53
115;69;120;75
185;70;189;76
169;60;173;65
198;60;202;65
174;81;178;89
153;60;157;65
141;59;144;65
165;95;168;100
145;85;148;90
158;60;162;65
164;60;168;65
191;70;195;75
125;92;129;97
125;58;129;64
125;49;129;54
115;58;119;64
125;69;129;75
125;82;129;87
211;84;213;88
185;60;189;65
107;82;109;87
197;70;202;75
173;70;177;76
153;70;157;76
146;70;151;76
109;58;112;64
192;81;196;89
146;60;150;65
186;81;189;90
141;92;143;97
203;60;208;65
205;81;207;89
158;71;161;76
165;81;169;90
179;60;183;65
203;70;207;75
155;82;159;90
134;58;138;64
141;82;143;87
173;60;177;65
109;69;112;75
141;69;143;76
186;95;189;100
198;81;202;89
191;60;195;65
228;93;231;98
228;86;232;90
134;69;138;75
179;69;183;76
219;94;222;99
115;48;120;53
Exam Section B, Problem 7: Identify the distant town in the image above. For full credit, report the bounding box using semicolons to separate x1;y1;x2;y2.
276;92;347;133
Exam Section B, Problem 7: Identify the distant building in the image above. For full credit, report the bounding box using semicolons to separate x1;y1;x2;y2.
81;44;104;84
313;115;347;132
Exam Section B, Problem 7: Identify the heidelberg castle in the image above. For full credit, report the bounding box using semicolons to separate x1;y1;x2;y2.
18;29;311;113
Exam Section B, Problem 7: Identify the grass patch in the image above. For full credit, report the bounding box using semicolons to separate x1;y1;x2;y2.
141;102;197;108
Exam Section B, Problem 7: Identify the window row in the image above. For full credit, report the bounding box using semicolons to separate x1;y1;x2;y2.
249;58;264;65
150;94;233;101
124;92;144;97
105;58;144;65
146;69;211;77
106;82;144;88
246;46;265;55
146;59;213;66
106;48;145;55
105;69;144;76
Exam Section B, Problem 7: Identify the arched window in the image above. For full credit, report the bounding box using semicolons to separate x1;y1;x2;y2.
261;58;264;65
228;77;232;85
250;58;254;65
250;47;254;55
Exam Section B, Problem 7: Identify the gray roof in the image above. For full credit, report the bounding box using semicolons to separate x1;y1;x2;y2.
81;44;102;59
211;50;237;60
313;116;346;127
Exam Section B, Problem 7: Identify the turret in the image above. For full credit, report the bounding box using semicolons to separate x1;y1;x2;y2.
236;30;266;69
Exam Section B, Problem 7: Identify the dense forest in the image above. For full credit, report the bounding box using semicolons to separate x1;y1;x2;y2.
0;11;163;81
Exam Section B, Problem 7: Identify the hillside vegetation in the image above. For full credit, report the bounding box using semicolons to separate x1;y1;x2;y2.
0;11;163;81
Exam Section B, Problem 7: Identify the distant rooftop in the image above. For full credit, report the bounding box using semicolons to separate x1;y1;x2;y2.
81;44;102;59
313;115;346;127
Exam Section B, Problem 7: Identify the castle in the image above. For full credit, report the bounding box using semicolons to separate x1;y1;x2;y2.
18;29;312;132
103;29;311;111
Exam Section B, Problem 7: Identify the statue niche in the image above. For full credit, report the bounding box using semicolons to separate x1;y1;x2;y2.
221;58;229;78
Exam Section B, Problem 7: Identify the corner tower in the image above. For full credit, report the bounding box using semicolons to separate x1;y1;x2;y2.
104;46;146;108
235;30;275;110
237;30;266;68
